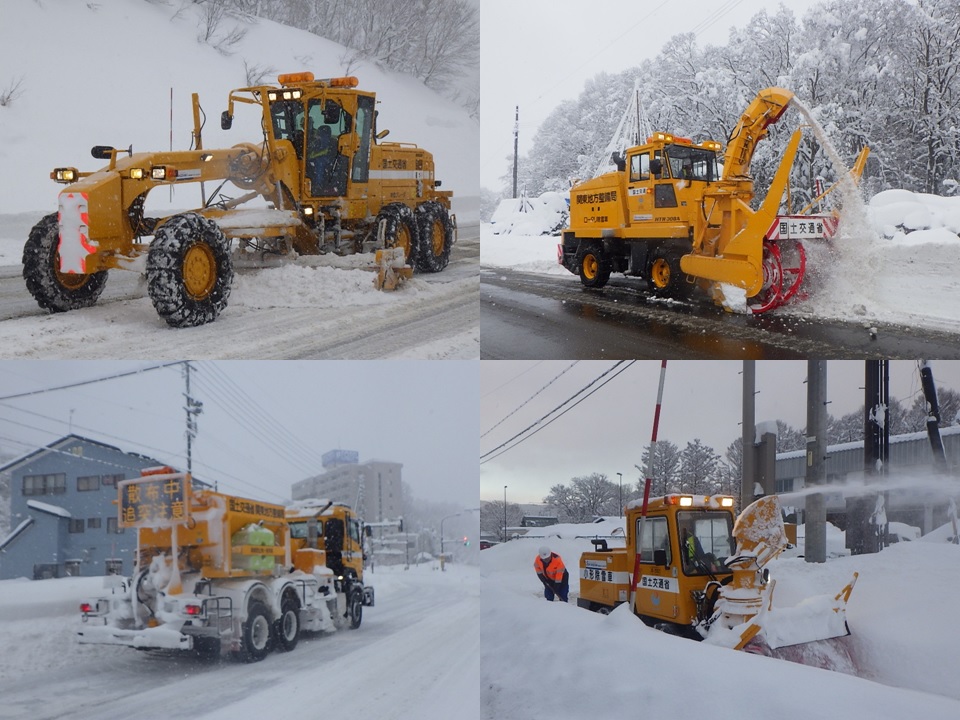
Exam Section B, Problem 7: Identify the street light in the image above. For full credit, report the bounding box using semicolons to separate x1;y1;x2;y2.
440;512;462;571
617;472;623;516
503;485;508;543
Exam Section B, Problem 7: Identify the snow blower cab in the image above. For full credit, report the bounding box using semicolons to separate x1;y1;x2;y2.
578;494;858;672
26;73;455;327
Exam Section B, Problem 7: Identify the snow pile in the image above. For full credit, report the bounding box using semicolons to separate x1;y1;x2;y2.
489;192;569;236
482;525;960;719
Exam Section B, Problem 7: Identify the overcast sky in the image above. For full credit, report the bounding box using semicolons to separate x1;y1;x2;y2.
481;360;960;504
0;361;478;510
481;0;823;191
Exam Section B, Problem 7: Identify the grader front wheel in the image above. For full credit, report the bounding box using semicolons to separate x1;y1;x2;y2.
146;213;234;327
22;213;108;312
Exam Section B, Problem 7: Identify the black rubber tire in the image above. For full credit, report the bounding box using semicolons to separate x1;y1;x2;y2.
239;602;272;663
648;248;691;300
274;594;300;652
376;203;420;270
22;212;108;312
413;201;453;273
575;242;611;288
146;212;233;327
348;589;363;629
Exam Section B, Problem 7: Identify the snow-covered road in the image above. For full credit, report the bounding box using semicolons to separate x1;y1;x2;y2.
0;563;478;720
0;215;479;360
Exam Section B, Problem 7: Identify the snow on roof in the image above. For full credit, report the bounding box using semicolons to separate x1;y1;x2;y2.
26;500;72;519
777;424;960;460
0;517;34;552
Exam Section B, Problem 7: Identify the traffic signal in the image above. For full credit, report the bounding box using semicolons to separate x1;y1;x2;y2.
463;536;469;547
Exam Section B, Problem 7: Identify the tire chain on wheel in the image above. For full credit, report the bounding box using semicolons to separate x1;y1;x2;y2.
146;212;234;328
22;212;109;312
377;203;420;270
413;201;453;273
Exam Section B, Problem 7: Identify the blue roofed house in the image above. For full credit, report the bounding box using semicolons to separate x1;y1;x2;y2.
0;434;169;580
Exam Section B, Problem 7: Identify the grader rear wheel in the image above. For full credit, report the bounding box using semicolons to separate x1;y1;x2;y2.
414;201;454;273
648;249;690;300
377;203;420;269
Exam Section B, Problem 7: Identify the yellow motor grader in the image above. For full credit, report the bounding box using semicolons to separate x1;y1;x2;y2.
24;73;455;327
560;87;869;313
579;494;859;671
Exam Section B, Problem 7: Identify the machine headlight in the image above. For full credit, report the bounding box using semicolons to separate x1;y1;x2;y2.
267;91;278;102
679;496;694;507
52;168;78;183
130;168;145;179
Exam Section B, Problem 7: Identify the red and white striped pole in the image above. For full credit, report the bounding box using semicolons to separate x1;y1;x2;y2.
629;359;667;611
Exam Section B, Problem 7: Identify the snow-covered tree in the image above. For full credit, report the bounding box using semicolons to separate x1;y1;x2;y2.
481;500;524;542
637;439;681;498
679;439;721;495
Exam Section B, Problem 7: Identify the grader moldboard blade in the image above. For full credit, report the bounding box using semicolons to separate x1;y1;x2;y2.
708;496;861;674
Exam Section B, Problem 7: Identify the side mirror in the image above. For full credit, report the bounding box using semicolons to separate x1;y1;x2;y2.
221;111;233;130
364;525;372;538
650;159;663;177
590;538;609;552
653;548;668;567
376;128;390;140
91;145;115;160
611;152;625;171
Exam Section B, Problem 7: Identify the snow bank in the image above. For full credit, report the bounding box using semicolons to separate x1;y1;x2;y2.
490;192;569;236
482;529;960;719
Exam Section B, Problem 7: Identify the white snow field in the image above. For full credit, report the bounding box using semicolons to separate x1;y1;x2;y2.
0;0;479;359
481;524;960;720
0;562;479;720
482;189;960;333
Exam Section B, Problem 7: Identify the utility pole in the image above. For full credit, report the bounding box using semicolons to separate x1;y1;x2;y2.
512;106;519;198
741;361;756;513
183;362;203;477
617;472;623;516
805;360;827;563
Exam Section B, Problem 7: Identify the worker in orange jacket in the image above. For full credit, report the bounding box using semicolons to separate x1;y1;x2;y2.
534;546;569;602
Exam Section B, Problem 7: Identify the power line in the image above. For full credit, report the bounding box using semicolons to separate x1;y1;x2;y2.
481;361;634;464
0;362;184;402
482;361;578;439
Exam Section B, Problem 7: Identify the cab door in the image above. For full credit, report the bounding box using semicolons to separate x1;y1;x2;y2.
626;151;654;225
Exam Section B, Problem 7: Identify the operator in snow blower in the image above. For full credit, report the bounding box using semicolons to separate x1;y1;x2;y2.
535;546;569;602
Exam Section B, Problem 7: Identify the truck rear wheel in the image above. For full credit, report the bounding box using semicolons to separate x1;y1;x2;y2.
377;203;420;270
22;213;108;312
146;212;233;327
414;201;453;273
648;249;691;300
238;602;272;662
575;243;610;288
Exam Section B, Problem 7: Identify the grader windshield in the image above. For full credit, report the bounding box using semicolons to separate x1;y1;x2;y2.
665;144;719;182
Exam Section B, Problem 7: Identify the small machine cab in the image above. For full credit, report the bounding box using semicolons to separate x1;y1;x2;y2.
286;499;366;579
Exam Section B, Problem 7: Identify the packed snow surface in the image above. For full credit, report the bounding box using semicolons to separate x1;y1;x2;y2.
0;562;478;719
482;189;960;332
481;524;960;719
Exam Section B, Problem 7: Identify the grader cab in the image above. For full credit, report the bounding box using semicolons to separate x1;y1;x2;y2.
25;73;455;327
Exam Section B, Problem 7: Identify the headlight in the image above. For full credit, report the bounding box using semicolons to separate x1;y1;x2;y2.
130;168;145;179
267;91;278;102
52;168;78;183
679;496;694;507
